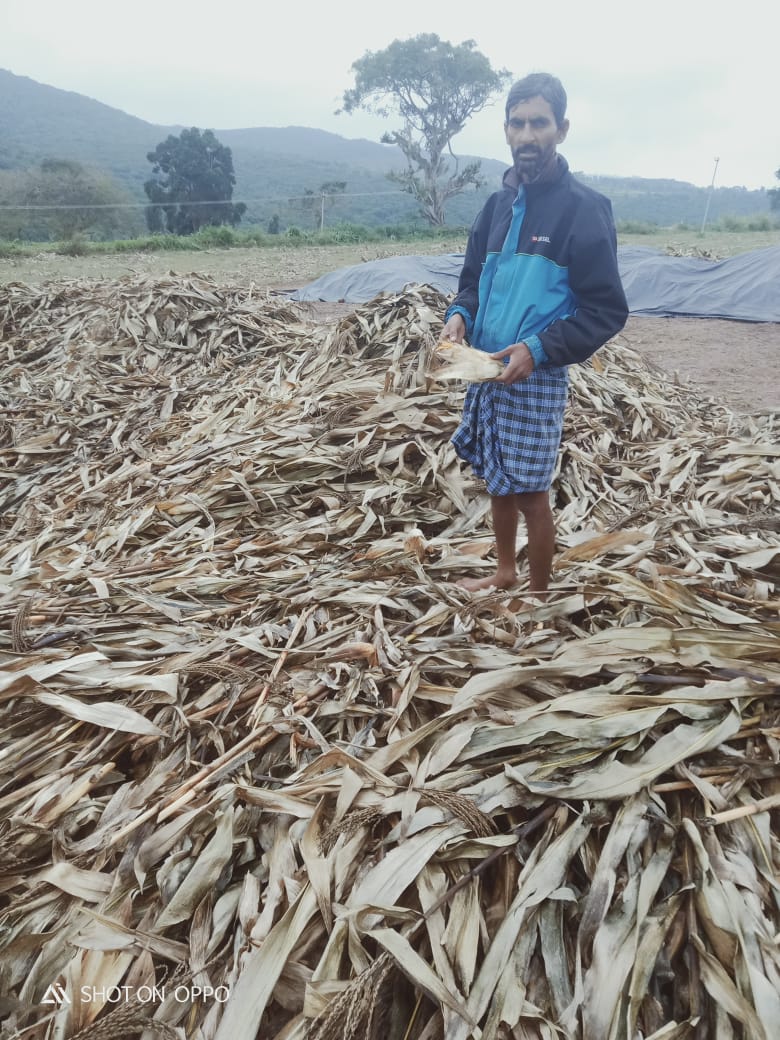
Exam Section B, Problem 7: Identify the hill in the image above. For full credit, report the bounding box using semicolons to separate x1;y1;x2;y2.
0;69;179;189
0;68;773;231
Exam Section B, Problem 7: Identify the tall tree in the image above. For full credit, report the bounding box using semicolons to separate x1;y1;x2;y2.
341;35;510;226
144;128;246;235
768;168;780;212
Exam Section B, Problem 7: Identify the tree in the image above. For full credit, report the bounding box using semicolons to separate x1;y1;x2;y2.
0;159;141;241
768;168;780;212
144;128;246;235
341;34;510;226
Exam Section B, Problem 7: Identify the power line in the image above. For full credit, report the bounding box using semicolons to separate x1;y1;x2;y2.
0;190;407;212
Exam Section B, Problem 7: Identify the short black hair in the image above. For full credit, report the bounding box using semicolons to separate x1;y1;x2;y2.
505;73;567;127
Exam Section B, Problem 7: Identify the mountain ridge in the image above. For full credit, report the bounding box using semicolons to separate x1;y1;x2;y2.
0;68;771;229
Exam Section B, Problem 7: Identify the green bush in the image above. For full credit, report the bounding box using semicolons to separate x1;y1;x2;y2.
193;225;237;248
54;234;89;256
745;216;771;232
243;228;271;247
716;214;775;232
0;239;29;258
385;222;469;241
109;234;193;252
317;222;375;244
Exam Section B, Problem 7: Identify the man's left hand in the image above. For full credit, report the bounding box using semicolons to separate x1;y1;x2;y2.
491;342;534;384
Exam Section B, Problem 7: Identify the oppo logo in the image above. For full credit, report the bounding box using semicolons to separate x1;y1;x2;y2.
42;983;71;1006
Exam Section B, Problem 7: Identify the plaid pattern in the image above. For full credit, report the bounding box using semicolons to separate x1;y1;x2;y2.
452;366;568;495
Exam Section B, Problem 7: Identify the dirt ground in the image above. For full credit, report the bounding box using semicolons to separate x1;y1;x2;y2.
617;315;779;414
2;245;778;413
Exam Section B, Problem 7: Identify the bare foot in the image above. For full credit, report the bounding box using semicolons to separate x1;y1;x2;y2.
457;569;518;592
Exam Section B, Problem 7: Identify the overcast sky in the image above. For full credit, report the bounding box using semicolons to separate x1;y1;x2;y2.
3;0;778;189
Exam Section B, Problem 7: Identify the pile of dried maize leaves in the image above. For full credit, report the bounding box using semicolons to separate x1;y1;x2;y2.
1;272;779;1040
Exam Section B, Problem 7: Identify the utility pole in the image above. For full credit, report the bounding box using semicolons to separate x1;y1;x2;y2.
700;157;720;235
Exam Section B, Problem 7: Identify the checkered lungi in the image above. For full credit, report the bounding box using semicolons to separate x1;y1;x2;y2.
451;366;569;496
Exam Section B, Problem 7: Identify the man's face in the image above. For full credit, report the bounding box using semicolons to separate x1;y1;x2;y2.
504;96;569;180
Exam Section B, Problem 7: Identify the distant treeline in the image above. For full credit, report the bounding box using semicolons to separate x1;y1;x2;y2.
581;175;772;228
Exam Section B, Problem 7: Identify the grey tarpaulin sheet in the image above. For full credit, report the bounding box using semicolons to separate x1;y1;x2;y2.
291;245;780;323
291;253;465;304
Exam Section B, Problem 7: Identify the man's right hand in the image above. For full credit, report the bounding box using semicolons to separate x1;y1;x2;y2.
440;312;466;344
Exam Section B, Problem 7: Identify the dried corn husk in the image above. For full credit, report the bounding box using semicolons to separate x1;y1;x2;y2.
429;339;503;382
0;274;779;1040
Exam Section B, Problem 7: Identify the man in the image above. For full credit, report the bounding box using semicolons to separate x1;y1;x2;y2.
440;73;628;594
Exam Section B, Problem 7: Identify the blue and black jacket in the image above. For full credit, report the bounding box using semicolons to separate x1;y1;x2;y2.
446;155;628;369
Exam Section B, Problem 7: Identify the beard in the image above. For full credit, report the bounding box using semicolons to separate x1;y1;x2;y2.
512;146;552;182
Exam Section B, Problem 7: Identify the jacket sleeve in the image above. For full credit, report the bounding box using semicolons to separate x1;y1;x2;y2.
445;196;497;336
538;198;628;366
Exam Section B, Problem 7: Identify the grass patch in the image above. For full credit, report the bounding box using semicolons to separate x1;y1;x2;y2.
1;222;776;263
616;226;780;255
0;222;470;258
0;240;31;258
